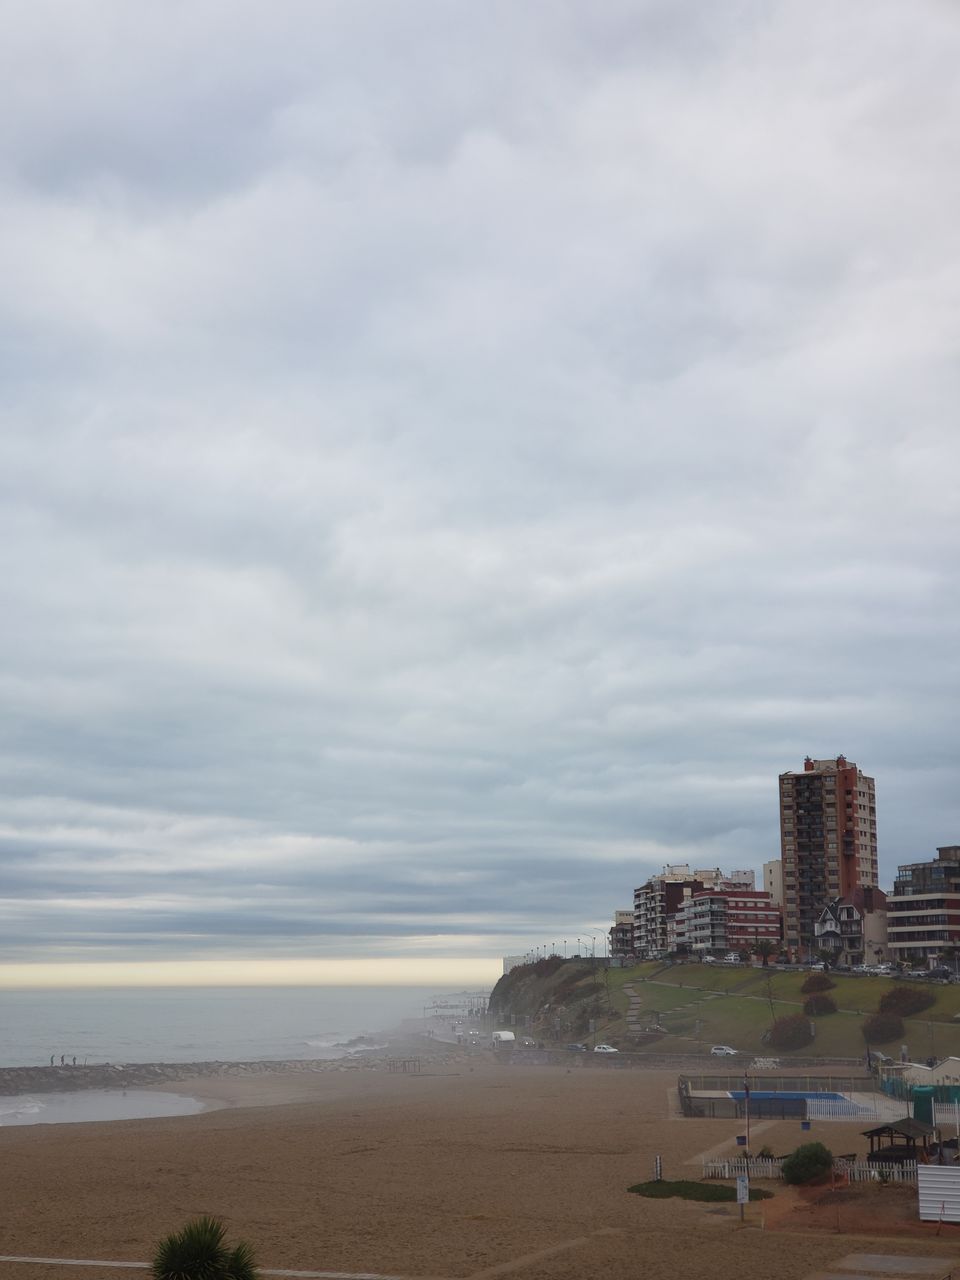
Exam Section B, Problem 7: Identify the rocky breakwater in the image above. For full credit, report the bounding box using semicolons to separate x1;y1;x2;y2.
0;1058;364;1095
0;1040;471;1096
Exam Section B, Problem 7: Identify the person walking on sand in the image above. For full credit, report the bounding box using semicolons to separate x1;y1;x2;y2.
50;1054;54;1067
60;1054;65;1066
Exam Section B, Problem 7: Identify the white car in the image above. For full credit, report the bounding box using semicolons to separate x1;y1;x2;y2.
710;1044;738;1056
593;1044;619;1053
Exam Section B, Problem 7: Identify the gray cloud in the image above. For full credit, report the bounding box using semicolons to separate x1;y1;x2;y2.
0;1;958;966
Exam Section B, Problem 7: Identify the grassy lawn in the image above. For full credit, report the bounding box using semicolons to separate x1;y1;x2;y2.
627;1179;773;1202
601;962;960;1058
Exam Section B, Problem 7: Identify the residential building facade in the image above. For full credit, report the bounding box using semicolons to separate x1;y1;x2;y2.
633;866;756;958
763;859;784;907
813;887;888;966
680;887;781;957
608;910;635;957
779;755;878;959
634;867;707;958
887;846;960;965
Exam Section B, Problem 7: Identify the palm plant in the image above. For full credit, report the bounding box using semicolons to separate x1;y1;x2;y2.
153;1216;258;1280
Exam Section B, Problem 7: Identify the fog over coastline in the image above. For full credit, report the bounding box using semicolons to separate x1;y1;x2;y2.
1;1;959;981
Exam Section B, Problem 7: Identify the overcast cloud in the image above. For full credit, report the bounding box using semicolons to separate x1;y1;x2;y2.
1;0;958;975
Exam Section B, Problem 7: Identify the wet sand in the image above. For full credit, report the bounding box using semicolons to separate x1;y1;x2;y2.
0;1062;956;1280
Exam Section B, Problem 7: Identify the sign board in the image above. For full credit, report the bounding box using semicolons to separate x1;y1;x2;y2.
736;1175;749;1205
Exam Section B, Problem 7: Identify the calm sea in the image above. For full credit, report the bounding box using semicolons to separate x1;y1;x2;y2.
0;985;452;1069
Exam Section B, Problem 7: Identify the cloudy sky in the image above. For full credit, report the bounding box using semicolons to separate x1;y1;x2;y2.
1;1;958;986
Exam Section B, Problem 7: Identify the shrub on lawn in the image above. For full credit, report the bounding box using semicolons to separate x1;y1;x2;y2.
878;985;936;1017
862;1011;904;1043
768;1013;814;1050
803;994;837;1016
800;973;836;994
781;1142;833;1186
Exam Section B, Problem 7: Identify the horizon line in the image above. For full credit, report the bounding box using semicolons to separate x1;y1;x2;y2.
0;957;503;990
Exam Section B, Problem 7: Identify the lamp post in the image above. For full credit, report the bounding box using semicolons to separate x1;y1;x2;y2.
744;1071;751;1151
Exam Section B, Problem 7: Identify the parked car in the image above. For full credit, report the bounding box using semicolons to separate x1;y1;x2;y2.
722;953;740;964
701;955;717;964
563;1043;587;1051
593;1044;619;1054
710;1044;738;1056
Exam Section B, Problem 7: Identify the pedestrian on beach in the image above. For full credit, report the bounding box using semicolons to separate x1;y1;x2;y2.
60;1054;65;1066
50;1054;54;1067
72;1056;76;1067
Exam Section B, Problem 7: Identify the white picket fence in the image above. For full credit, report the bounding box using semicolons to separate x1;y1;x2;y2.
703;1157;917;1183
805;1096;879;1121
933;1101;960;1131
702;1157;783;1179
836;1159;917;1184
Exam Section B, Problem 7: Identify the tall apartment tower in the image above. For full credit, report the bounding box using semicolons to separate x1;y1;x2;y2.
779;755;878;959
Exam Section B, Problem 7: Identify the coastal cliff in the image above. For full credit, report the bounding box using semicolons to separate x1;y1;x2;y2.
488;957;618;1041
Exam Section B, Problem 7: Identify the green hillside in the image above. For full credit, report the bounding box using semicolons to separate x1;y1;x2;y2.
599;962;960;1058
489;958;960;1059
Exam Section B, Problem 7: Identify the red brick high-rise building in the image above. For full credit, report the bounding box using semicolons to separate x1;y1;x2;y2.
779;755;878;960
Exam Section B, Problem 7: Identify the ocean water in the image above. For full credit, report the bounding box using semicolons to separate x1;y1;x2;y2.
0;1089;208;1127
0;985;452;1069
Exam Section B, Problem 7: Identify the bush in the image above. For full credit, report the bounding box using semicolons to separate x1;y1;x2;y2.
803;994;837;1016
801;974;836;994
781;1142;833;1186
768;1013;814;1050
862;1011;905;1044
153;1217;258;1280
879;985;936;1017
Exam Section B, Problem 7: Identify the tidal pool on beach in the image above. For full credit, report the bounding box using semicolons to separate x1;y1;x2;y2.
0;1089;208;1126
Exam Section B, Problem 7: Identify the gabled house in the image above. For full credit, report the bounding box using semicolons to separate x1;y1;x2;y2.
814;887;888;966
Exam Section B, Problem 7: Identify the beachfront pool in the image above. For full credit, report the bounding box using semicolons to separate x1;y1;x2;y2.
727;1090;846;1101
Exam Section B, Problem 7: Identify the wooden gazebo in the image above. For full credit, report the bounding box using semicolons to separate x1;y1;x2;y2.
862;1118;935;1164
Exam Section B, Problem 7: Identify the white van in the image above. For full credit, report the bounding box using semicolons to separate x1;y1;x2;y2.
491;1030;516;1050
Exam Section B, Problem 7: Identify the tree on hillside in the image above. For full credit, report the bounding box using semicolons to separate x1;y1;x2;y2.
153;1217;258;1280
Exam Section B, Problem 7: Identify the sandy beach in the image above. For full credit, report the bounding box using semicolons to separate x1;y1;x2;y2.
0;1059;957;1280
